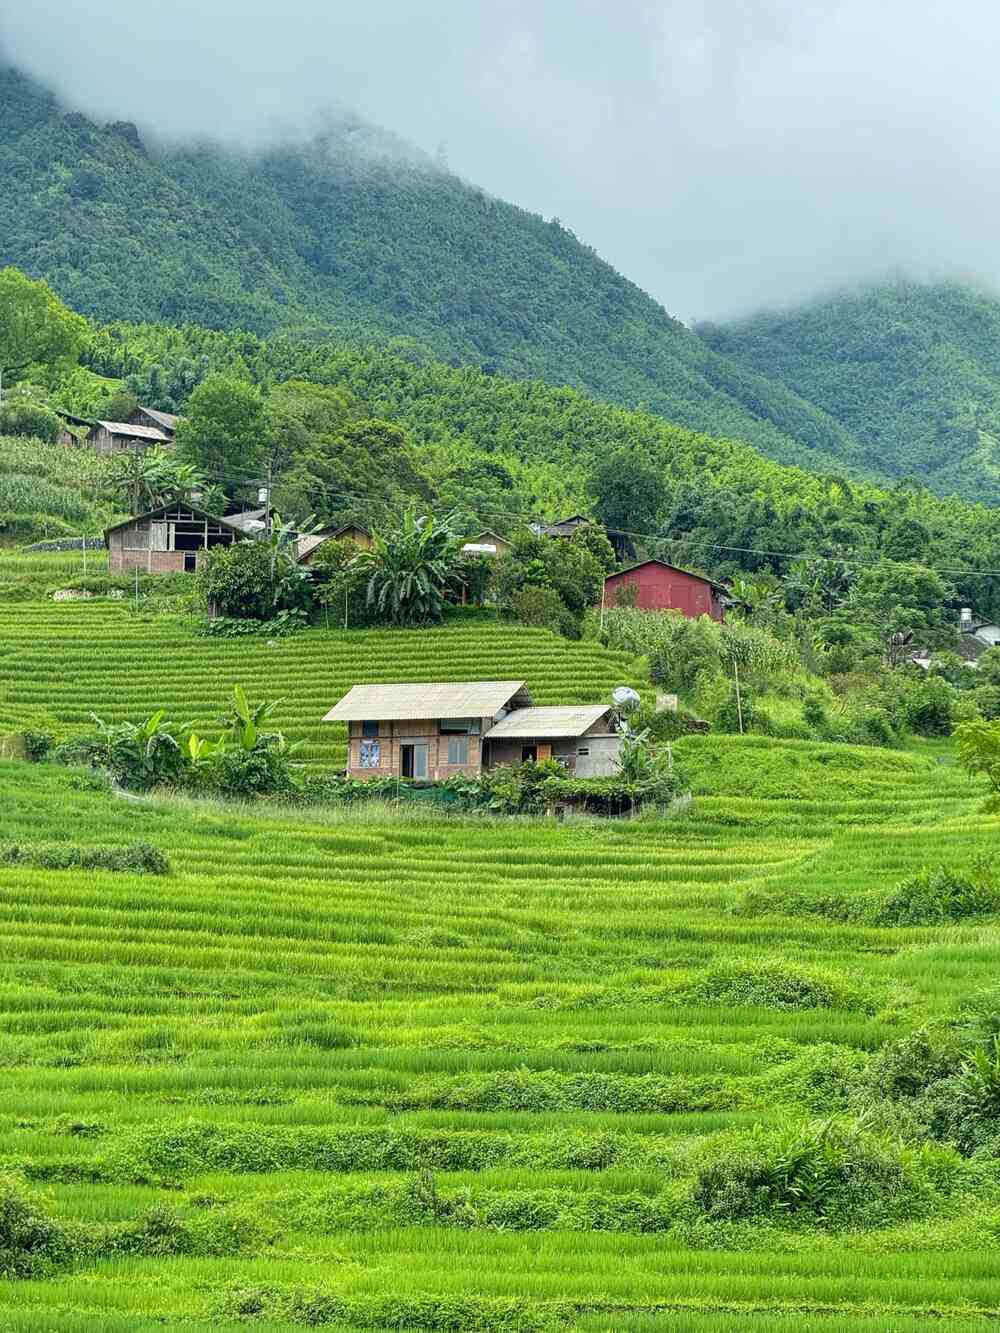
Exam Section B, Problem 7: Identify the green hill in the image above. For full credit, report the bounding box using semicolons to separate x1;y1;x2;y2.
699;279;1000;503
0;62;872;479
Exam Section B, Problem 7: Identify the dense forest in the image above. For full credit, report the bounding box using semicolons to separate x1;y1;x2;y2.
0;62;875;480
67;318;1000;620
700;281;1000;503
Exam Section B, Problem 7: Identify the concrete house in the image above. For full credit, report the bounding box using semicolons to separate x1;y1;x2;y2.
105;501;245;573
604;559;727;621
323;681;621;781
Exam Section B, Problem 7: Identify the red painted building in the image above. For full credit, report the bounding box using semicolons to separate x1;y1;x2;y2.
603;559;726;621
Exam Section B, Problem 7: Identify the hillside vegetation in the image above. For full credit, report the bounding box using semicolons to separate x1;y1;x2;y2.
0;63;874;478
0;727;993;1328
79;319;1000;620
0;602;644;768
701;280;1000;503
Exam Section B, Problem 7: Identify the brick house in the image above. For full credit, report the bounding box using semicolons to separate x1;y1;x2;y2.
603;559;727;621
323;681;621;780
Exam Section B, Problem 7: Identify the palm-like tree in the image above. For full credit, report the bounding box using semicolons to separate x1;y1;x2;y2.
108;447;205;513
353;508;463;626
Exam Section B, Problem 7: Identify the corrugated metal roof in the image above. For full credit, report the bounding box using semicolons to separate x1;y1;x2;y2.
323;681;529;722
139;407;180;432
485;705;613;739
296;534;328;561
96;420;169;442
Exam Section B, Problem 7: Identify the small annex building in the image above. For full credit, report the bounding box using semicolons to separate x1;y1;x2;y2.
323;681;621;781
604;559;727;621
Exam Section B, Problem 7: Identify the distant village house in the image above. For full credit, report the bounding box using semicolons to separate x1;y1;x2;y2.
604;559;727;621
323;681;622;781
105;501;245;574
60;405;182;454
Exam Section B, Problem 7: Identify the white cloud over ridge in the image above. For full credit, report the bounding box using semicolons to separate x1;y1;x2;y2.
4;1;997;320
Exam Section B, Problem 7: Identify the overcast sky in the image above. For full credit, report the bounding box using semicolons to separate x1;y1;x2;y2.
3;1;998;321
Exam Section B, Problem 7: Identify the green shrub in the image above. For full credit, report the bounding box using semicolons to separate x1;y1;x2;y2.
687;959;871;1012
21;729;54;761
512;585;570;634
0;840;170;875
905;675;956;736
199;609;309;637
871;861;999;925
0;402;62;444
689;1120;957;1229
214;1286;564;1331
0;1172;77;1279
734;860;1000;927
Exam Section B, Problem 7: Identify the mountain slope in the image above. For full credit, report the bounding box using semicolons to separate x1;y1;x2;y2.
0;63;871;479
699;280;1000;503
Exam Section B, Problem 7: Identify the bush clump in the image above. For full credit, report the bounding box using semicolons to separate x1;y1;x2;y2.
872;860;999;926
0;1172;79;1278
0;840;170;875
689;1120;960;1229
734;859;999;927
686;959;872;1012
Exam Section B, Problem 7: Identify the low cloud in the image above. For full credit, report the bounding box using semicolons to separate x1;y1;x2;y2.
4;1;999;319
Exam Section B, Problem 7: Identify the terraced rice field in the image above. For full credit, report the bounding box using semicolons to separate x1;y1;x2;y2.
0;602;643;767
0;724;996;1330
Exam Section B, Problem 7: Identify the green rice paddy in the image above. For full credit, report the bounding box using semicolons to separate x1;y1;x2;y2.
0;599;997;1329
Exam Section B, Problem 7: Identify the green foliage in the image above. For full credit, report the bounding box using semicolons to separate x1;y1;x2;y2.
353;508;463;626
847;560;958;649
956;718;1000;810
701;278;1000;502
0;840;169;875
591;449;668;536
689;1120;955;1228
198;540;310;621
174;373;266;481
512;585;572;635
0;1172;76;1278
736;859;1000;927
0;400;61;443
904;674;956;737
84;709;186;790
686;960;871;1012
0;266;86;384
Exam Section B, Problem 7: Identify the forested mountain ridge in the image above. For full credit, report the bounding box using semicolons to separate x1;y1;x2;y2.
700;281;1000;504
0;62;873;479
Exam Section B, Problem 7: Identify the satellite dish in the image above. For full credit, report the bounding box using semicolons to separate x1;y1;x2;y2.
612;686;641;712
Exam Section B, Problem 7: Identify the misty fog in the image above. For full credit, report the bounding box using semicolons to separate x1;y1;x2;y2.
3;0;997;321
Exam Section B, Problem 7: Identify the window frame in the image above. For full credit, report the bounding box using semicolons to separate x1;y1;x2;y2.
447;735;470;766
361;720;380;739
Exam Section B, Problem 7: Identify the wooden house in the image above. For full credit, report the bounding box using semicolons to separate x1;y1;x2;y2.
296;523;374;565
105;501;245;574
85;419;172;455
323;681;621;781
603;559;727;621
462;530;512;558
128;406;180;438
